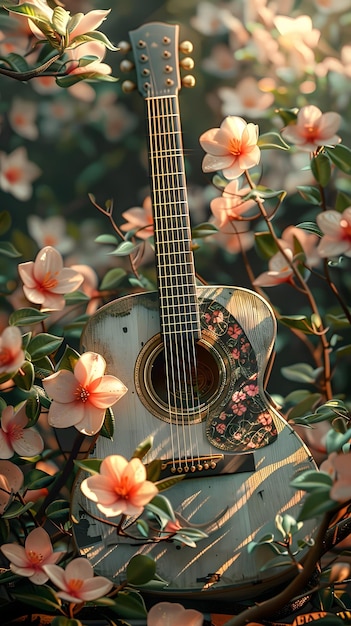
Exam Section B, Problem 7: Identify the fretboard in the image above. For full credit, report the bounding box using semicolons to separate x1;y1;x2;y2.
146;94;201;341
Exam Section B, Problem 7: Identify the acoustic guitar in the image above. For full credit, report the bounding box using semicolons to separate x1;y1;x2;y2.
72;22;317;605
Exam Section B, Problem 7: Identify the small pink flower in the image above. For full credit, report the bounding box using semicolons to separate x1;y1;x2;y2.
210;179;256;226
80;454;158;517
320;452;351;502
1;527;64;585
43;557;113;603
317;208;351;258
199;116;261;180
8;98;38;140
120;196;154;239
0;460;24;514
0;326;25;376
0;403;43;459
18;246;84;312
147;602;203;626
281;105;341;152
43;352;127;436
0;147;41;200
253;248;294;287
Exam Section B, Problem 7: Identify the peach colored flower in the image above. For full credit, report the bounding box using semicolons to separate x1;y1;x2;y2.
0;147;41;200
320;452;351;502
281;105;341;152
147;602;203;626
0;403;43;459
1;527;64;585
210;179;256;227
120;196;154;239
218;77;274;119
0;460;24;514
18;246;84;312
42;352;127;436
8;98;38;140
43;557;113;603
199;116;261;180
27;216;75;255
0;326;25;377
253;248;294;287
317;208;351;258
80;454;158;517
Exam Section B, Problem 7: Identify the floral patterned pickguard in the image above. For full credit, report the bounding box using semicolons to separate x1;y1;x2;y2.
200;298;278;452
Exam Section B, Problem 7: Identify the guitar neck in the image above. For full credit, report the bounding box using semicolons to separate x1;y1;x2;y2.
146;94;201;341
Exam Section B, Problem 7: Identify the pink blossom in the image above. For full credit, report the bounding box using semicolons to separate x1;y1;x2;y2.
147;602;203;626
0;147;41;200
43;557;113;603
8;98;38;140
0;403;43;459
0;460;24;514
320;452;351;502
80;454;158;517
218;77;274;118
281;105;341;152
210;179;256;227
27;216;75;255
317;208;351;258
1;527;64;585
18;246;84;312
200;116;261;180
120;196;154;239
42;352;127;436
253;248;294;287
0;326;25;376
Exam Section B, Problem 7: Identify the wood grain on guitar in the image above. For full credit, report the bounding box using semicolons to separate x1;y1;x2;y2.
71;22;317;606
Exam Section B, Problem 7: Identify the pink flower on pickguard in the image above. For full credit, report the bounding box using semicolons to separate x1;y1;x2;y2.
0;403;44;459
281;105;341;152
0;326;25;376
18;246;84;312
216;423;226;434
80;454;158;517
232;402;247;416
243;383;258;397
43;557;113;602
147;602;203;626
200;116;261;180
1;527;64;585
43;352;127;436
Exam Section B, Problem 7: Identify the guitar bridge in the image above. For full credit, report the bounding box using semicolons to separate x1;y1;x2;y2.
159;453;255;479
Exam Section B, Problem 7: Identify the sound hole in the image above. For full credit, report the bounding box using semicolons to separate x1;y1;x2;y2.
135;332;230;424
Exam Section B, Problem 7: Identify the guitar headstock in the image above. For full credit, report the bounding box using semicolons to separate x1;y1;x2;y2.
118;22;195;98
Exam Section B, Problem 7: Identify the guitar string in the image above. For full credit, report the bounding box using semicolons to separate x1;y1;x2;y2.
164;94;202;468
163;94;198;470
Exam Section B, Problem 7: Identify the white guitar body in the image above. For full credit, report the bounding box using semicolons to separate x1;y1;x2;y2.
71;22;317;605
72;285;316;602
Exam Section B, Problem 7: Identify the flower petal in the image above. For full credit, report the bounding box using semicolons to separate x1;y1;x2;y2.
90;375;127;409
43;370;77;403
74;352;106;386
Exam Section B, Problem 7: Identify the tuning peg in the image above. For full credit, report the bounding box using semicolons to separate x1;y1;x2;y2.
182;75;196;88
180;56;194;71
120;59;134;73
121;80;136;93
118;40;131;54
179;40;193;54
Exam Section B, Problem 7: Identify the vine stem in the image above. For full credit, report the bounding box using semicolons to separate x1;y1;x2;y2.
223;510;335;626
244;170;333;401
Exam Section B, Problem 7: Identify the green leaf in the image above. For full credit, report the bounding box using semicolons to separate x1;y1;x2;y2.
291;470;333;492
108;589;147;618
311;153;331;186
132;437;153;460
279;315;316;334
0;52;29;73
56;71;117;88
146;459;162;482
24;469;55;490
12;361;34;391
254;231;279;259
110;240;140;256
281;362;323;383
52;6;70;36
287;393;322;422
100;406;114;439
296;186;322;206
25;394;40;425
192;222;219;238
64;291;89;305
74;458;102;474
9;307;49;327
69;30;119;52
27;333;63;360
46;499;70;520
326;313;351;329
298;490;337;521
100;268;127;290
257;131;290;150
146;494;176;522
325;144;351;174
56;345;80;372
0;241;21;258
13;583;62;612
0;210;11;235
126;554;156;585
296;221;323;237
94;234;119;245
